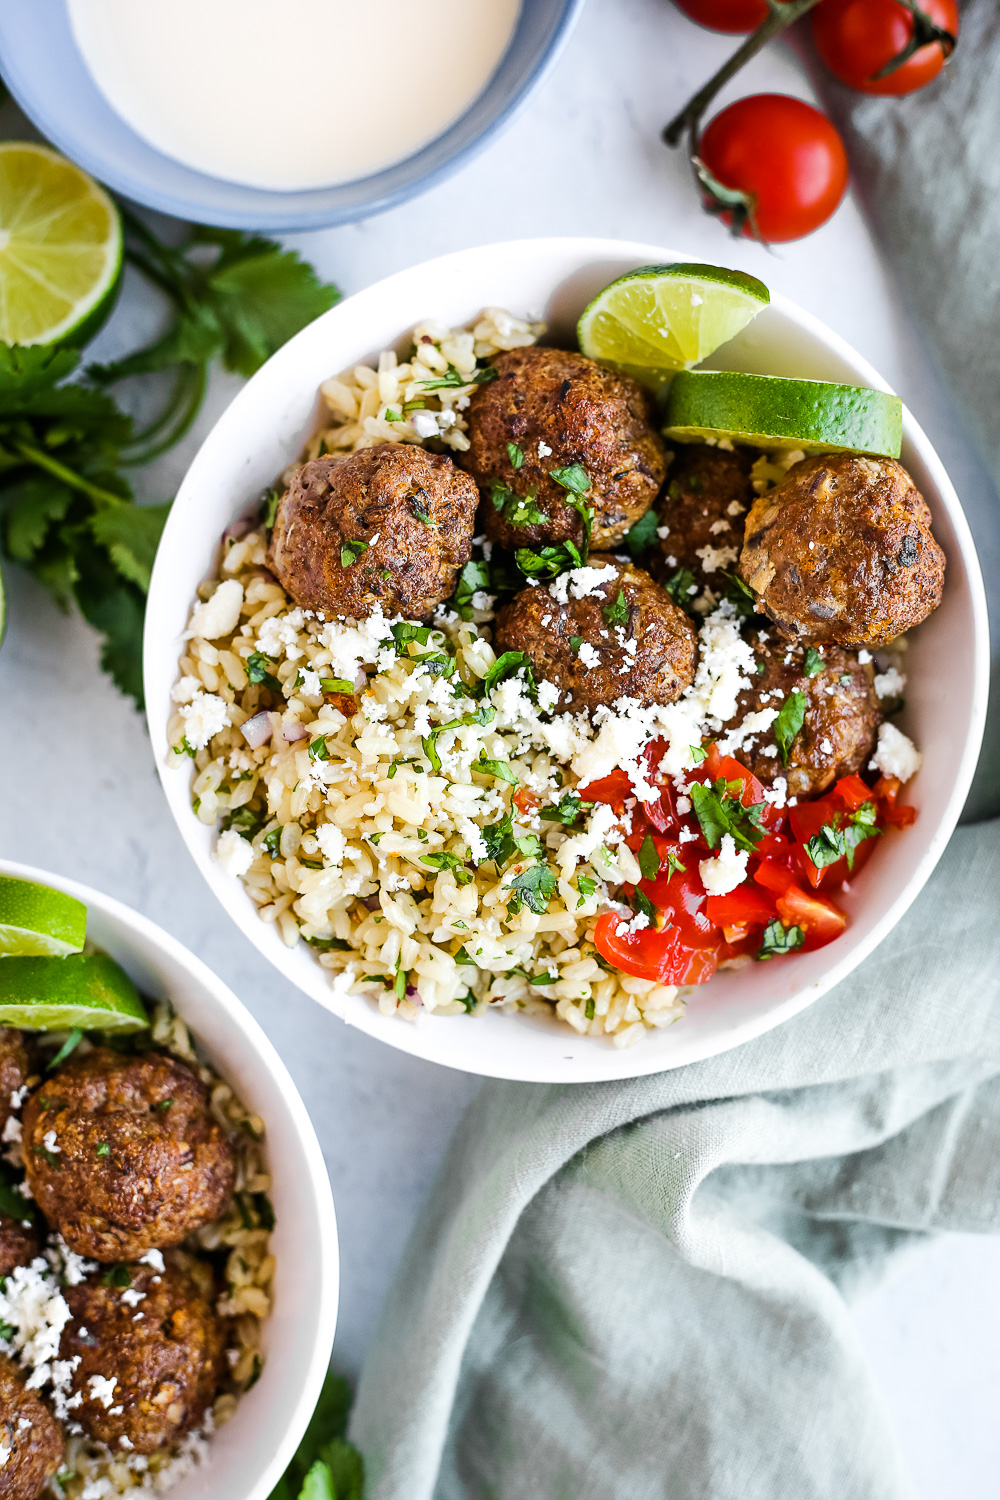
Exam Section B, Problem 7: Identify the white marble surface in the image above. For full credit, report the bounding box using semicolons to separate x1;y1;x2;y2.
1;0;998;1492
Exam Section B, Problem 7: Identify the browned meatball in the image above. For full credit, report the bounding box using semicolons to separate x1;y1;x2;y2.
460;347;667;553
740;454;945;649
493;556;698;716
0;1029;29;1140
654;445;757;587
268;443;478;621
59;1261;225;1454
720;631;881;799
0;1354;63;1500
22;1050;235;1263
0;1211;40;1277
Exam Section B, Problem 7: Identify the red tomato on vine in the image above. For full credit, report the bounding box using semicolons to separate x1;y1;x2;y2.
672;0;771;32
811;0;959;96
698;94;849;242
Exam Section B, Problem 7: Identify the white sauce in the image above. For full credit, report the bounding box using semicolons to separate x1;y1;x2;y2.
68;0;521;191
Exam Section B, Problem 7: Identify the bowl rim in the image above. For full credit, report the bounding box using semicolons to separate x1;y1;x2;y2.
0;856;339;1500
0;0;587;231
143;235;991;1083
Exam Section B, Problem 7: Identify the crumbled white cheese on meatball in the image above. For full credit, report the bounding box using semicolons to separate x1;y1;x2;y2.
694;544;739;574
870;723;922;782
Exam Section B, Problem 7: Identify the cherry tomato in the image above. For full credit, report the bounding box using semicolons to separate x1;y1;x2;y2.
578;769;634;817
698;95;849;242
672;0;770;32
811;0;958;97
594;913;719;986
513;787;540;816
703;745;767;808
705;884;775;932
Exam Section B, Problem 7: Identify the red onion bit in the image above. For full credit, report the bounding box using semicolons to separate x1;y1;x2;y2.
282;720;309;742
221;516;254;546
241;710;272;749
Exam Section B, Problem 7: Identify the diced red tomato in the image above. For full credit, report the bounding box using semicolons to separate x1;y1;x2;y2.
513;787;540;815
705;884;776;931
753;858;798;897
832;774;871;811
578;769;634;817
640;865;717;948
872;775;917;828
703;745;767;808
775;884;846;950
594;913;719;986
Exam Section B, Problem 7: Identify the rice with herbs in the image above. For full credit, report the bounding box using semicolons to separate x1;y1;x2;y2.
168;310;804;1047
0;1005;273;1497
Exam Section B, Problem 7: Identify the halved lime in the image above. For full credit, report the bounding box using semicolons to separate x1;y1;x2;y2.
0;142;122;346
0;953;149;1032
0;876;87;957
578;263;769;388
663;371;903;459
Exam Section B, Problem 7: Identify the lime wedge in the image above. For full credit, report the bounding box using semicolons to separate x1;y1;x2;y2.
0;876;87;957
0;953;149;1032
663;371;903;459
578;263;769;387
0;142;122;346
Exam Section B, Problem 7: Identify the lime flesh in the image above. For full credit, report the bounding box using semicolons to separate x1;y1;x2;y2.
578;263;770;388
0;953;149;1032
663;370;903;459
0;142;122;346
0;876;87;957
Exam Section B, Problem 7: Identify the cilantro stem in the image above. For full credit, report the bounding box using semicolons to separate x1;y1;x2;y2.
121;362;208;466
12;441;126;509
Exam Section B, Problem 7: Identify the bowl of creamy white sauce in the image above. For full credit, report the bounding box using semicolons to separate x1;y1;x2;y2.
0;0;584;230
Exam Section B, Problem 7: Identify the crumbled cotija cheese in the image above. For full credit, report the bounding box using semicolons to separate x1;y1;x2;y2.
179;692;230;750
699;834;749;897
870;723;923;781
215;830;254;879
187;580;244;642
874;667;906;700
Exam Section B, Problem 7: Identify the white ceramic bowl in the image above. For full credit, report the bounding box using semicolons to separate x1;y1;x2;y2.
0;859;338;1500
144;238;990;1085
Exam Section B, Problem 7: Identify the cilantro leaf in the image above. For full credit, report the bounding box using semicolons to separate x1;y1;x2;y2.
514;539;583;581
419;363;496;391
721;571;756;617
804;802;880;871
480;813;516;865
774;689;808;765
757;919;805;960
550;464;591;496
602;589;629;628
483;650;536;699
506;863;558;916
540;792;593;827
246;652;283;691
576;874;598;906
638;834;661;881
507;441;524;470
803;647;826;677
476;750;518;785
623;507;659;560
340;538;368;568
453;558;490;620
89;501;172;592
632;887;658;921
421;704;496;773
491;482;548;528
663;567;697;608
689;777;766;854
421;852;473;885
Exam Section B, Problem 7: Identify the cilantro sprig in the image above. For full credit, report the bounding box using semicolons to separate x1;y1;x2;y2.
804;802;881;871
0;209;339;707
689;776;766;853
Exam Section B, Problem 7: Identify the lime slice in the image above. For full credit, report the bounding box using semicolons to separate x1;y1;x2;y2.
578;263;770;387
0;142;122;346
0;953;149;1032
662;370;903;459
0;876;87;957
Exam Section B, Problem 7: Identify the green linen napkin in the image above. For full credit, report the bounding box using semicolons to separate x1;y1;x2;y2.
352;820;1000;1498
350;8;1000;1494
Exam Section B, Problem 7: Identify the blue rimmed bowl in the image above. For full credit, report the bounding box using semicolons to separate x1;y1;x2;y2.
0;0;585;231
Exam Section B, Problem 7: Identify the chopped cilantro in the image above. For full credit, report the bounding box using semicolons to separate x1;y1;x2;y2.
506;863;558;916
576;874;598;908
603;589;629;628
663;567;697;608
513;833;545;859
318;676;355;694
304;936;352;950
480;813;516;865
689;745;707;764
340;538;368;568
261;488;281;530
665;849;687;877
757;919;805;960
514;539;583;581
638;834;661;881
102;1264;132;1288
491;482;548;528
839;673;853;685
421;704;496;773
569;635;583;654
689;777;766;854
394;959;407;1002
721;571;756;617
457;991;477;1013
454;945;476;965
246;652;282;691
408;493;434;526
419;363;497;390
623;507;659;560
632;887;658;922
507;441;525;470
476;750;518;785
421;851;473;886
550;463;591;496
262;826;282;857
803;647;826;677
584;997;596;1020
453;558;491;620
805;802;881;871
0;1175;34;1222
308;735;330;763
96;1142;110;1158
540;792;593;827
155;1098;174;1112
483;650;536;699
383;407;402;423
390;621;436;654
46;1029;83;1071
774;689;808;765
